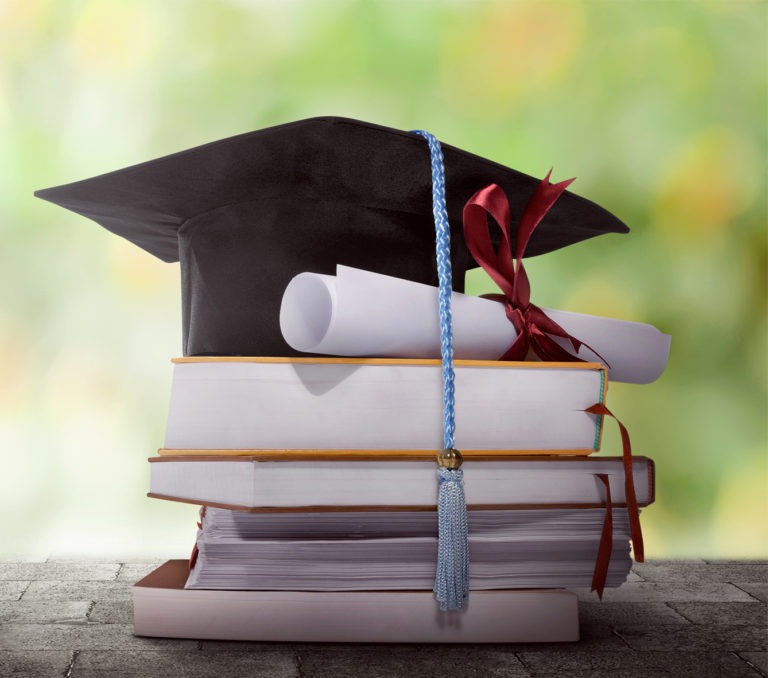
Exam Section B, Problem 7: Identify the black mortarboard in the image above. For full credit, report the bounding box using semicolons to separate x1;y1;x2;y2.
35;116;628;357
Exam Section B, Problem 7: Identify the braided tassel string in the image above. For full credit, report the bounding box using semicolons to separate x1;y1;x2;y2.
411;129;469;611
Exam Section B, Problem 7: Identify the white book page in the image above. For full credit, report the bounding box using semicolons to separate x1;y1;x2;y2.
164;361;602;450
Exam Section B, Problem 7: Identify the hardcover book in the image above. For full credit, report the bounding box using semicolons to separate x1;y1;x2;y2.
149;454;654;510
164;357;608;454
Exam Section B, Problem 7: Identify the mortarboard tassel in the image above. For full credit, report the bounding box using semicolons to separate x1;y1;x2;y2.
411;129;469;611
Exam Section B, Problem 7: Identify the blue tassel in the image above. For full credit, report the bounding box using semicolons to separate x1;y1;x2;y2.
411;129;470;611
435;466;470;610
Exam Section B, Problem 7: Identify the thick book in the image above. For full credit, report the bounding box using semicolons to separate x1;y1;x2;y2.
185;507;633;591
134;560;579;643
148;454;654;510
163;357;607;454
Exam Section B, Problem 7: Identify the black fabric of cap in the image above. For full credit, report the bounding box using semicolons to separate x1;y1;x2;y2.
35;116;629;357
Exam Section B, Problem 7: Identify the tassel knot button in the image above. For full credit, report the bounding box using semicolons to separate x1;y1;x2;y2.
437;448;463;469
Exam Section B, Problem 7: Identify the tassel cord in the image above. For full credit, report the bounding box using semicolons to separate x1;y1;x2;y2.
412;129;469;611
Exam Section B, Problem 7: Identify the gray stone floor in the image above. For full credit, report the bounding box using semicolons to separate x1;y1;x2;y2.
0;560;765;677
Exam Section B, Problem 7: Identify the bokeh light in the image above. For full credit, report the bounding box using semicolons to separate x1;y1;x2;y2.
1;0;765;559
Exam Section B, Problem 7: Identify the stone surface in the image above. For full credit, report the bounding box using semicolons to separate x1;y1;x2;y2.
0;650;74;678
616;623;767;653
71;650;298;678
88;600;134;624
503;621;631;654
0;582;29;602
0;563;120;581
296;647;529;678
22;580;132;602
578;602;688;627
0;623;196;651
0;560;765;677
634;560;768;585
669;602;767;626
735;583;768;602
573;582;756;603
0;600;92;624
116;563;164;584
518;650;762;677
738;652;768;675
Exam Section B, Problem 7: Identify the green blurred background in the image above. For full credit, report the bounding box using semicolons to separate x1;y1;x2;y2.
1;0;765;559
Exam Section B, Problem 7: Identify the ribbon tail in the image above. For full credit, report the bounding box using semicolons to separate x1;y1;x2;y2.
558;335;613;369
188;541;199;570
586;403;644;562
514;172;575;272
434;467;469;611
591;473;613;600
535;331;612;369
189;505;207;570
528;306;612;367
529;327;589;363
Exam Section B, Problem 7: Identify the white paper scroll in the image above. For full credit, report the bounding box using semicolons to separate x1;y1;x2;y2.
279;265;671;384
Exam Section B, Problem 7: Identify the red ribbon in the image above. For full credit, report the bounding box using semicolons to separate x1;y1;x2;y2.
188;505;207;571
188;542;199;571
587;401;646;598
463;172;607;363
587;403;644;563
591;473;613;600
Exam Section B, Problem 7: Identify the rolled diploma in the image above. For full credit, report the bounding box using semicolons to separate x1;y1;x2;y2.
279;265;670;384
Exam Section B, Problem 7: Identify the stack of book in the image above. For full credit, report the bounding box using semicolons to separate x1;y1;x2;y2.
34;116;667;644
134;357;655;642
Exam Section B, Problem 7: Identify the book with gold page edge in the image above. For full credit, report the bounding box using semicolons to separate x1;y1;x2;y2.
147;454;654;511
164;357;609;454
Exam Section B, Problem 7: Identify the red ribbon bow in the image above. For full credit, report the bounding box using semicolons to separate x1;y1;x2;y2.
463;172;606;364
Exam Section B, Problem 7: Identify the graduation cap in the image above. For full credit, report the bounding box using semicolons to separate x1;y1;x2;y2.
35;116;628;357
